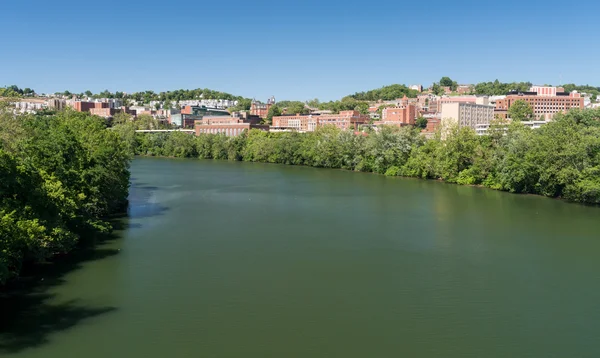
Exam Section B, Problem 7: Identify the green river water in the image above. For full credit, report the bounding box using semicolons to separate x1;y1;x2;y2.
2;157;600;357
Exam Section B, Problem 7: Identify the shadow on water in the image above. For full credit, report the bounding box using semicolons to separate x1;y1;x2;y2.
0;229;122;354
0;181;172;354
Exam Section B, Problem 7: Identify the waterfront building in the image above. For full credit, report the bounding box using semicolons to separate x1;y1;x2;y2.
194;112;268;136
271;110;369;132
171;105;230;128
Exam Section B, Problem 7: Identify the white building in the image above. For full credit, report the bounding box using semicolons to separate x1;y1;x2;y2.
178;99;238;109
409;84;423;92
14;100;46;113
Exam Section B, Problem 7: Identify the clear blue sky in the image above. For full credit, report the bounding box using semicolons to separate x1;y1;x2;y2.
1;0;598;101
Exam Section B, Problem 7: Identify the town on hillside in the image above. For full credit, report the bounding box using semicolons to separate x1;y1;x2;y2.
3;78;599;137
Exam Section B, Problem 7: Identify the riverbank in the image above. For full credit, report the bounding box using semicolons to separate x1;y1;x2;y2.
119;108;600;205
0;110;131;284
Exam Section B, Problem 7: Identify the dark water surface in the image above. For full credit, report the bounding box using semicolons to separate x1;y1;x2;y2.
3;157;600;357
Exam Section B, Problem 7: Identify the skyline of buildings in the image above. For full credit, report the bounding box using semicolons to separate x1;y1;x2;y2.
5;83;597;138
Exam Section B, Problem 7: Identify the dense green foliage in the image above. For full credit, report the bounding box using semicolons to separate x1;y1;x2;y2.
507;100;534;121
562;83;600;94
123;108;600;205
226;98;252;113
71;88;250;105
439;76;458;90
562;83;600;101
0;108;131;284
265;105;282;124
316;98;370;114
473;80;532;95
276;101;310;115
415;117;428;129
0;85;35;98
347;84;420;101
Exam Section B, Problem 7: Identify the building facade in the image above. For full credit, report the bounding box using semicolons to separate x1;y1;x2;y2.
495;91;583;119
171;105;231;128
376;105;417;126
194;112;268;136
272;110;369;132
441;102;495;130
250;96;276;118
438;96;489;106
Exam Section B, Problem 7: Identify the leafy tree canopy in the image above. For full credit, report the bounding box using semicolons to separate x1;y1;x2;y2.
508;100;534;121
347;84;420;101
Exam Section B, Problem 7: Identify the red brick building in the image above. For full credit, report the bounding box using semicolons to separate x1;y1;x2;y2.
424;117;441;133
250;96;276;118
272;110;369;132
375;105;417;126
73;101;109;112
195;112;268;136
89;106;136;118
495;91;583;119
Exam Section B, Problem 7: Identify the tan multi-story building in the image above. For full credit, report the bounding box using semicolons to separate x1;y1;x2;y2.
272;110;368;132
428;99;439;113
495;91;583;119
441;102;495;130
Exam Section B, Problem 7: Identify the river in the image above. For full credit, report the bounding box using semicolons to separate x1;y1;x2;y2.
2;157;600;357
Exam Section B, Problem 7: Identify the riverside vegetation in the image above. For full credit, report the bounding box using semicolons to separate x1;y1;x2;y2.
0;106;131;284
121;108;600;205
1;106;599;283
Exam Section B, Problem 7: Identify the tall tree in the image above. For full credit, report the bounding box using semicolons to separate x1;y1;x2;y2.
415;117;428;129
265;105;282;124
439;77;454;87
508;100;534;121
431;83;445;96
